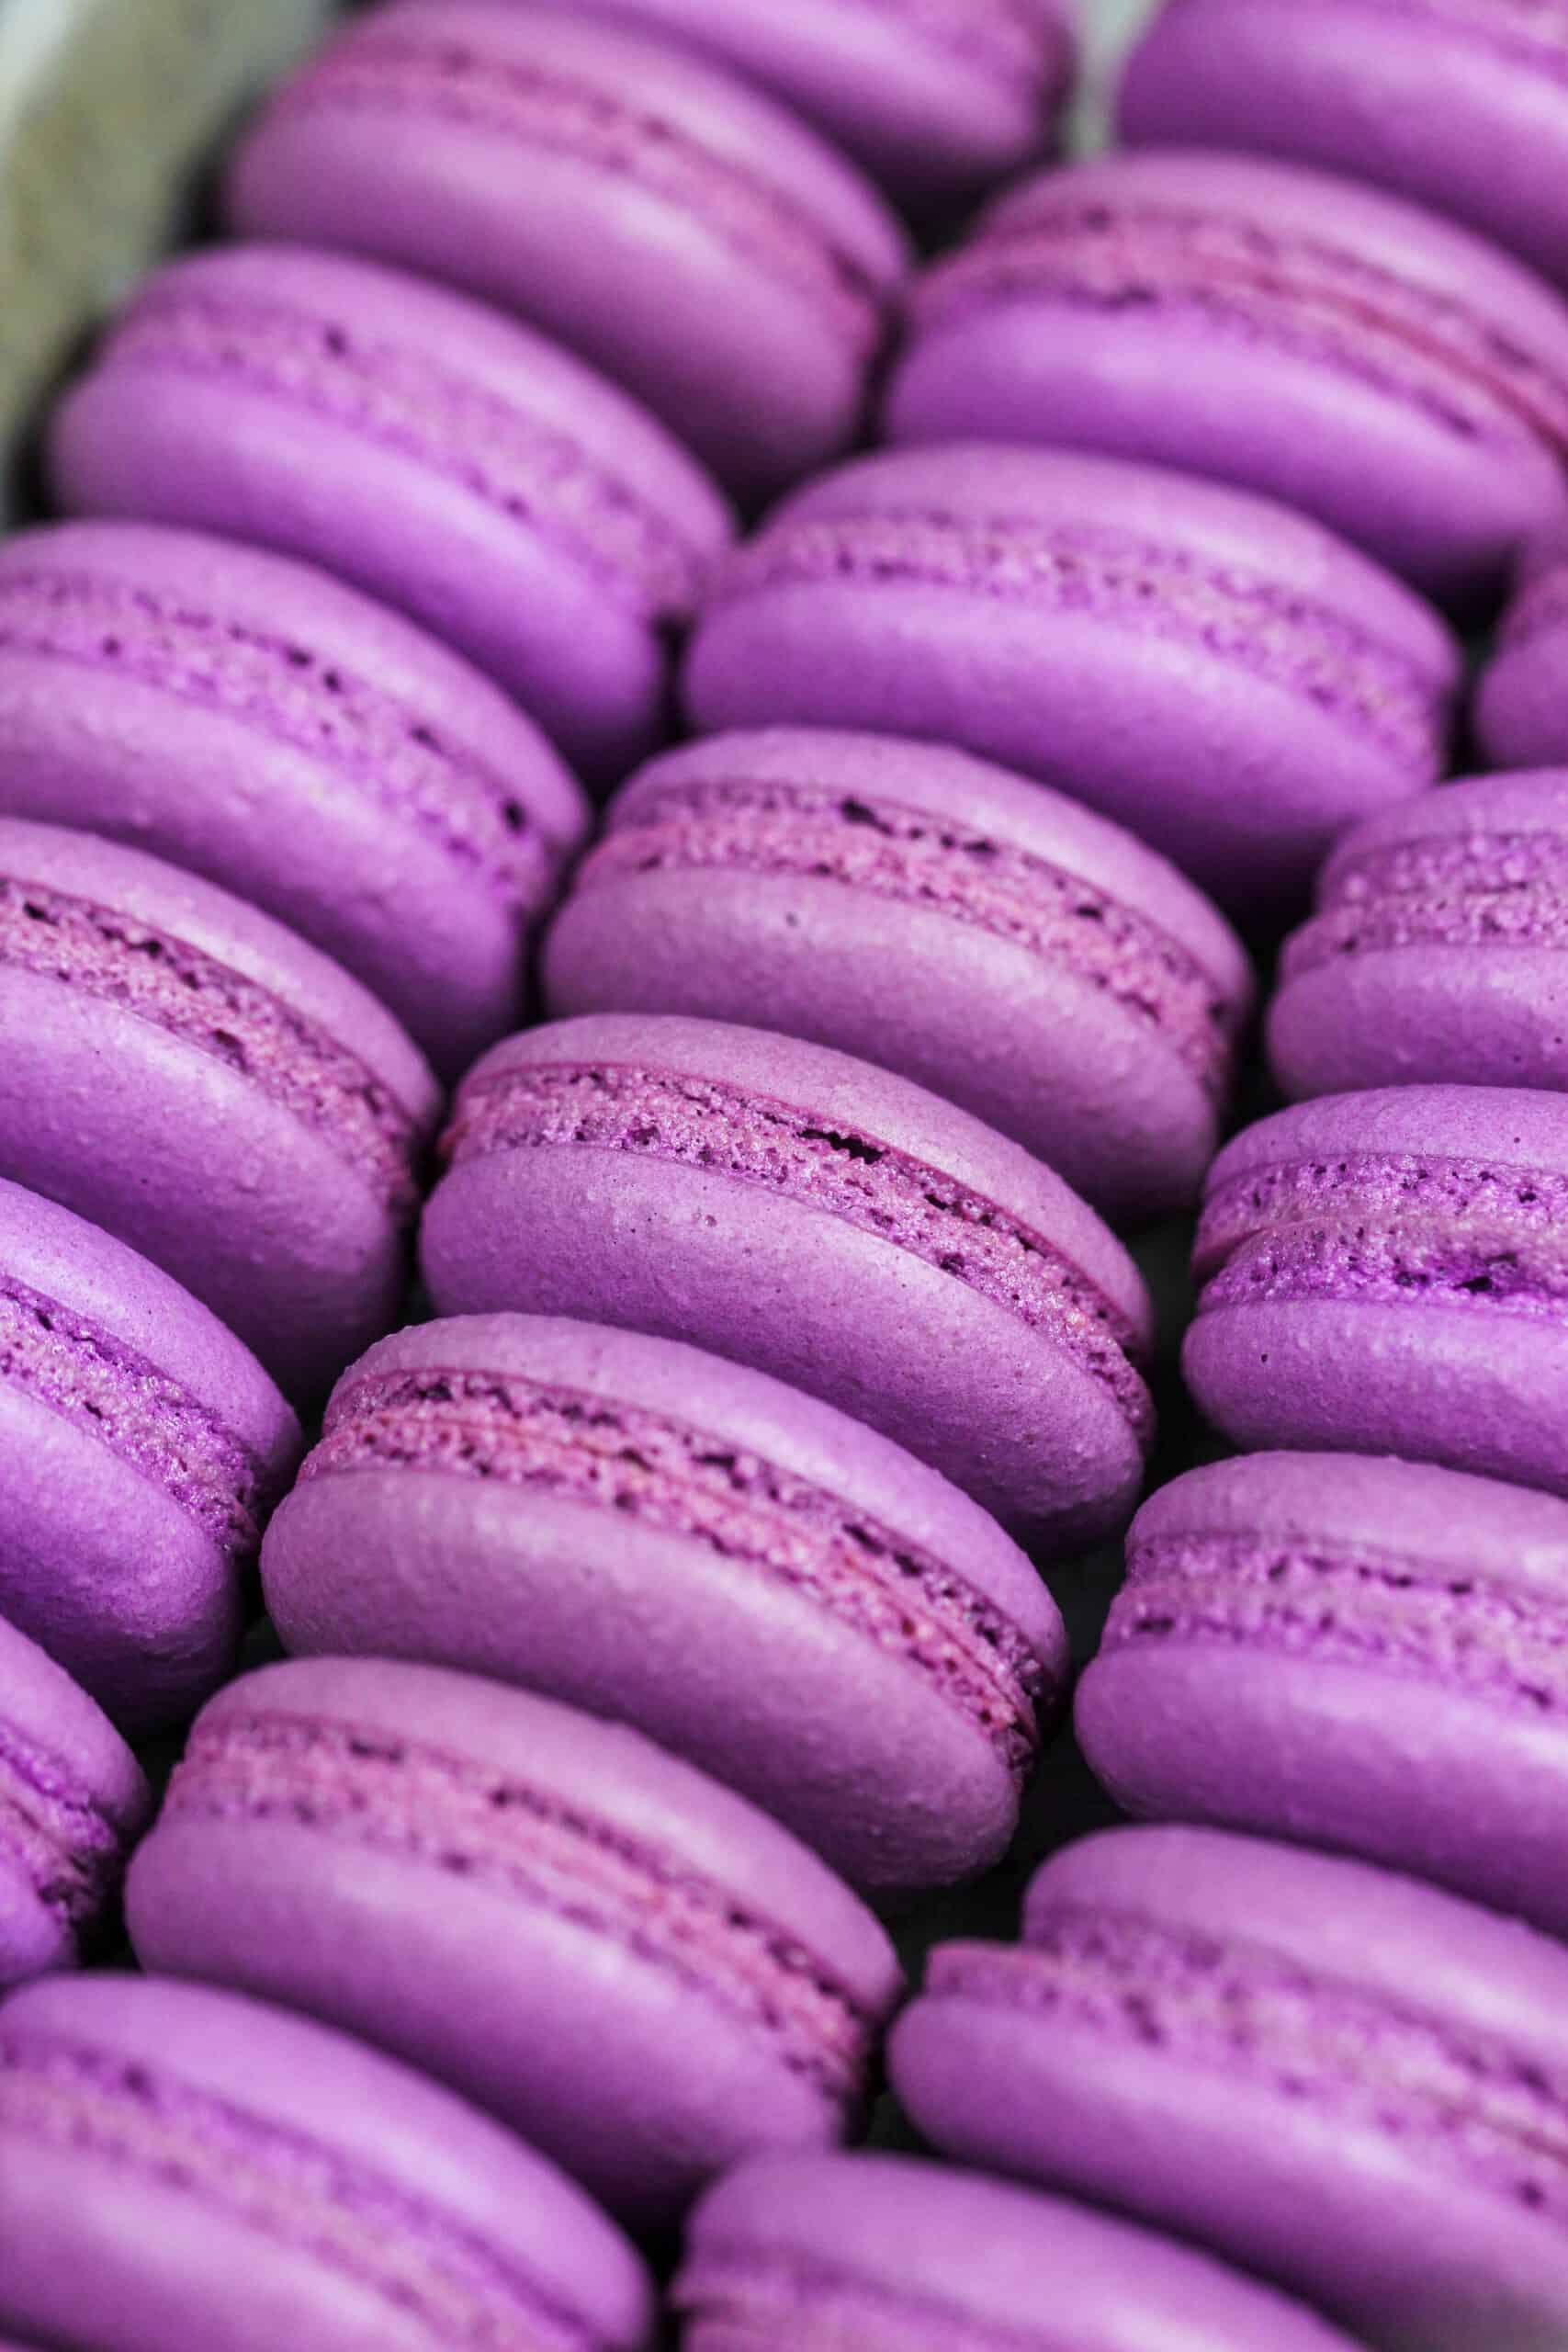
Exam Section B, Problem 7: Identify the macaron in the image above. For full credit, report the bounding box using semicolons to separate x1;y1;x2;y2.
0;1973;654;2352
0;1178;297;1732
542;728;1254;1222
1477;522;1568;770
485;0;1077;208
675;2153;1366;2352
892;1825;1568;2352
1269;769;1568;1100
1185;1085;1568;1496
0;1616;149;1988
126;1657;904;2228
1119;0;1568;292
682;443;1461;906
223;2;909;501
0;818;439;1401
49;243;733;781
419;1012;1156;1544
0;520;590;1078
887;148;1568;607
1078;1451;1568;1939
259;1312;1069;1891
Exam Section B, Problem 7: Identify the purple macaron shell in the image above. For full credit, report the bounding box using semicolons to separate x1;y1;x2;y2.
0;818;439;1402
0;520;589;1078
0;1973;653;2352
487;0;1076;206
1119;0;1568;292
49;243;733;783
419;1012;1156;1545
683;442;1461;906
126;1657;904;2229
543;728;1254;1221
675;2153;1366;2351
1270;769;1568;1100
1077;1450;1568;1938
893;1825;1568;2352
260;1312;1068;1891
1477;523;1568;771
0;1615;148;1987
0;1178;298;1733
225;2;909;502
1185;1084;1568;1496
888;148;1568;606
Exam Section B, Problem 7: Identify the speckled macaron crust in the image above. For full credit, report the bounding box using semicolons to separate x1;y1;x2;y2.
543;729;1253;1221
1269;770;1568;1100
888;149;1568;605
126;1657;903;2227
0;1974;654;2352
1078;1452;1568;1939
1478;526;1568;771
50;243;733;781
0;521;589;1078
1185;1086;1568;1497
683;444;1460;905
675;2154;1367;2351
895;1826;1568;2352
260;1313;1068;1890
0;820;438;1400
0;1180;297;1731
1120;0;1568;293
504;0;1077;206
419;1012;1156;1544
0;1617;148;1987
224;2;909;501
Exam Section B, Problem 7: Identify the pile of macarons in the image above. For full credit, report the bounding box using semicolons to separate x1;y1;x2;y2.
6;0;1568;2344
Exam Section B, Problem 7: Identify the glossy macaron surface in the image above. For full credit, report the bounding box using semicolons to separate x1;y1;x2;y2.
50;243;734;781
683;442;1461;905
1477;526;1568;772
225;1;909;500
889;147;1568;604
420;1012;1156;1543
892;1825;1568;2352
126;1657;904;2227
544;728;1254;1220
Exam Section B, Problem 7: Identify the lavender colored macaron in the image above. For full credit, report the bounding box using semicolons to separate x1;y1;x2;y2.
1269;769;1568;1100
0;1179;297;1732
225;2;908;502
893;1825;1568;2352
1477;521;1568;770
127;1657;904;2229
888;148;1568;606
259;1312;1069;1891
683;443;1461;906
542;728;1253;1221
486;0;1077;208
420;1012;1156;1544
675;2153;1366;2351
1119;0;1568;293
50;243;733;781
0;520;590;1078
1078;1451;1568;1939
1186;1085;1568;1497
0;1974;654;2351
0;819;439;1401
0;1617;148;1988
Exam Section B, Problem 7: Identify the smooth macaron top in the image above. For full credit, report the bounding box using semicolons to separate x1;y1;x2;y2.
678;2153;1367;2351
522;0;1076;201
438;1009;1156;1356
225;1;909;497
1477;542;1568;768
0;1973;654;2352
50;242;733;774
0;519;588;1074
